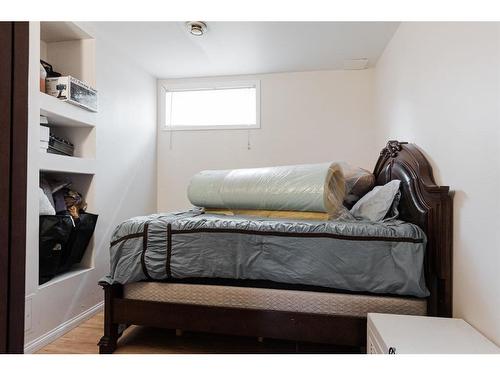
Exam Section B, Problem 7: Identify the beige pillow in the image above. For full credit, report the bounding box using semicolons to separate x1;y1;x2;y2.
350;180;401;222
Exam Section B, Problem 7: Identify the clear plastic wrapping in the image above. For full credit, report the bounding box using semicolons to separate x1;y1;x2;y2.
187;162;346;217
188;162;375;218
339;162;376;208
187;162;375;217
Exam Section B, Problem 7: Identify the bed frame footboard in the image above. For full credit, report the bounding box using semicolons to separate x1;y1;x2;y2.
97;281;368;353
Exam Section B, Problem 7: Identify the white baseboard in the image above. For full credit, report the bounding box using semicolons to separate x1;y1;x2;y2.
24;301;104;353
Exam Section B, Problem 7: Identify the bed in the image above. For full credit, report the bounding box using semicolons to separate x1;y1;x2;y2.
98;141;453;353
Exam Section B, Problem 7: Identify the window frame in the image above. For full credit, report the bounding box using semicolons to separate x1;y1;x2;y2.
159;79;261;131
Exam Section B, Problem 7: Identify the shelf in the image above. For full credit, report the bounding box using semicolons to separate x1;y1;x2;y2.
40;92;96;128
41;22;92;43
39;152;96;175
38;266;94;289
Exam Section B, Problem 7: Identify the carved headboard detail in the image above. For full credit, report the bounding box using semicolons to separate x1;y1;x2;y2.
373;141;453;317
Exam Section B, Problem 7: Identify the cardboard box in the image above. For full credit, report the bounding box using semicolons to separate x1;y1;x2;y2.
45;76;98;112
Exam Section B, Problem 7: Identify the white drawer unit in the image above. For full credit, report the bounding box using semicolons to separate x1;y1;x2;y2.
367;313;500;354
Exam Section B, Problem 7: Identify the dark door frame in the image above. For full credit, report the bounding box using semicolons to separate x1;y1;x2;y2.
0;21;29;354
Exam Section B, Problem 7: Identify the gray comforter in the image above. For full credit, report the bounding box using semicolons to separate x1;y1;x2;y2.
105;209;429;297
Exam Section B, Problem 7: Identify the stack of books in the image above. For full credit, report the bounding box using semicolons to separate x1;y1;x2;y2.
40;116;49;152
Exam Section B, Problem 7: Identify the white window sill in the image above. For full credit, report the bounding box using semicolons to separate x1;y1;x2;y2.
162;124;260;132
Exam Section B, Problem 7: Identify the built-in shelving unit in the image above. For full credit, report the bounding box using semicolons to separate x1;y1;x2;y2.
36;21;97;285
25;20;102;352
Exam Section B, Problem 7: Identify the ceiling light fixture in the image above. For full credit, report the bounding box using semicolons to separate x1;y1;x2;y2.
186;21;207;36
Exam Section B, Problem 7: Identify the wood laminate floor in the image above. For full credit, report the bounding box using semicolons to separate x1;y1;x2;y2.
36;312;361;354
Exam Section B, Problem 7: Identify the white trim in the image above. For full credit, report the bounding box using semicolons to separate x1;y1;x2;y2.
166;124;260;132
24;301;104;353
158;78;261;132
160;79;259;92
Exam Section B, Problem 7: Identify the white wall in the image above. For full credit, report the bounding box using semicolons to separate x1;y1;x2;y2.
25;23;157;351
374;22;500;345
27;21;500;349
157;70;377;211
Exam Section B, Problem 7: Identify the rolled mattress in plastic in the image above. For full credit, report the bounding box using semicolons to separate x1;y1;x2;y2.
187;162;346;216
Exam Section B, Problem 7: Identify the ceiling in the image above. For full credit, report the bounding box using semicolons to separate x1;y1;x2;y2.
81;22;399;79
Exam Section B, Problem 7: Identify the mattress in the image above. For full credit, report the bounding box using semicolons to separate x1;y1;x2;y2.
204;208;330;221
123;282;427;318
187;162;346;217
106;209;429;298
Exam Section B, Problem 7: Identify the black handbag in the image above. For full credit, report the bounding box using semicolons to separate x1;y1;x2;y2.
40;59;62;78
57;213;98;273
39;215;74;284
39;213;98;284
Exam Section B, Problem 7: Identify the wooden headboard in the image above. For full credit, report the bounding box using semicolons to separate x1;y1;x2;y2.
373;141;453;317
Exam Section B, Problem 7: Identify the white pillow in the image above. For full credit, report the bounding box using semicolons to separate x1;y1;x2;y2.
39;187;56;215
350;180;401;222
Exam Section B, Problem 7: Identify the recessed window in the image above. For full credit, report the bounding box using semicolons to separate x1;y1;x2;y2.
160;80;260;131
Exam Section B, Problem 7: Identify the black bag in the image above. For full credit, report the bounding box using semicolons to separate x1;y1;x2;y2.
39;215;74;284
39;213;98;284
57;213;98;273
40;59;62;78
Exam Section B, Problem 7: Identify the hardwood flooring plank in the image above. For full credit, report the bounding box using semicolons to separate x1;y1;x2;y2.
36;312;360;354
